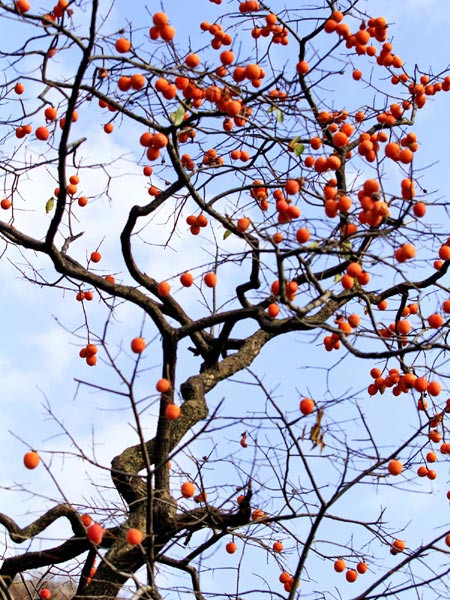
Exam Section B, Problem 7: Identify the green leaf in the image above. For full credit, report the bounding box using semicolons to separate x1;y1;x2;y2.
267;106;284;123
171;105;185;126
223;229;233;240
294;143;305;156
45;197;55;214
334;273;342;283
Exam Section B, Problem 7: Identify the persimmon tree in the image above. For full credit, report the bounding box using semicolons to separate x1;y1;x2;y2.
1;1;450;599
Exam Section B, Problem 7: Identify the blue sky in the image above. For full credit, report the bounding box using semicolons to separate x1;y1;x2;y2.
1;0;450;597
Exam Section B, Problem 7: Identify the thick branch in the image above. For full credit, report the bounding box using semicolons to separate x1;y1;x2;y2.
111;329;273;504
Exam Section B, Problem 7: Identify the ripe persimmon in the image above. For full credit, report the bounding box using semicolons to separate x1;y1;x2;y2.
23;451;40;469
181;481;196;498
413;377;427;393
185;53;201;68
283;578;299;592
324;19;337;33
1;198;11;210
118;76;131;92
272;232;283;244
155;77;169;93
81;514;92;527
220;50;234;65
245;63;261;80
341;274;354;290
391;539;406;554
417;465;428;477
346;569;358;583
284;179;301;195
204;272;217;288
267;303;280;318
160;24;176;41
279;571;291;583
16;0;30;12
152;11;169;28
85;344;97;357
39;590;51;600
348;314;360;328
300;398;315;415
428;313;443;328
388;459;403;475
332;131;349;147
439;245;450;260
149;25;160;40
395;243;416;262
131;337;146;354
44;106;57;121
334;558;346;572
156;378;170;393
396;320;411;335
385;142;400;160
180;272;194;287
130;74;146;90
90;251;101;263
427;381;441;396
296;60;309;75
272;541;283;552
286;280;298;299
226;541;237;554
429;429;442;443
296;227;310;243
346;262;362;278
356;561;368;574
193;214;206;228
426;451;437;463
252;508;267;520
115;38;131;53
338;194;352;211
35;126;50;141
165;404;181;420
326;155;342;170
151;132;169;149
140;132;153;147
87;523;104;544
237;217;250;232
157;281;171;297
146;147;160;161
126;528;144;545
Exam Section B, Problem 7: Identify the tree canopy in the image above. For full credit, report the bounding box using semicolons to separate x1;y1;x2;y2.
1;1;450;599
